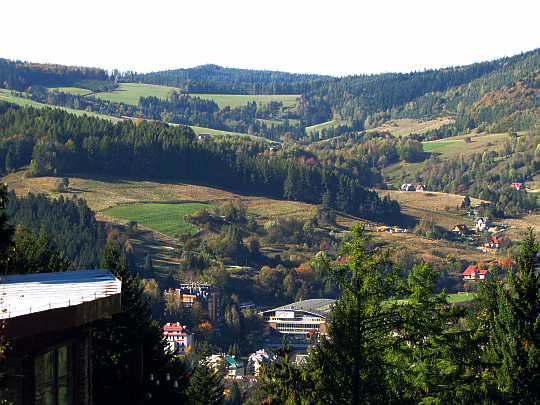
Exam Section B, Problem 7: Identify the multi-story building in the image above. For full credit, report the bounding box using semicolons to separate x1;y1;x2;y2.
163;322;193;355
259;298;335;339
164;283;219;321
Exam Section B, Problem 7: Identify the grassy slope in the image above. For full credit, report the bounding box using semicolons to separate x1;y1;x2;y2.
0;89;123;121
3;171;518;266
45;87;93;96
94;82;299;108
386;132;511;185
102;202;214;237
370;117;455;136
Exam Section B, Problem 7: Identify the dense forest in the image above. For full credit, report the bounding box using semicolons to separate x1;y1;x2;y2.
5;191;108;267
128;64;332;95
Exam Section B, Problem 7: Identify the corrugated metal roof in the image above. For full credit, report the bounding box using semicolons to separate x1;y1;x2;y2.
261;298;336;318
0;269;121;319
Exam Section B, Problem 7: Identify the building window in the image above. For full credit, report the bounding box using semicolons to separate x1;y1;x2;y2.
45;344;73;405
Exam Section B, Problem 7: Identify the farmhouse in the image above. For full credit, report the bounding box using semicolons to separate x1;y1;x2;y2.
485;236;503;248
206;354;245;377
452;224;470;237
462;265;490;281
473;216;491;231
415;184;427;192
0;269;122;405
400;184;413;191
163;322;193;355
510;182;525;190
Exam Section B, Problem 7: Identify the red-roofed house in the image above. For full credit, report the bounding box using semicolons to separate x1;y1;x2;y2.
452;224;470;237
485;236;503;248
415;184;427;192
510;182;525;190
163;322;193;355
462;265;490;281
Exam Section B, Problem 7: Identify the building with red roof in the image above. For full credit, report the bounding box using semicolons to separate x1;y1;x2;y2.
163;322;193;355
462;265;490;281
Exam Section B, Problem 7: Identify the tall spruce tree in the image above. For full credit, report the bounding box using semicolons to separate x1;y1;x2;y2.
388;262;488;404
476;228;540;404
308;223;405;404
92;242;186;405
185;362;224;405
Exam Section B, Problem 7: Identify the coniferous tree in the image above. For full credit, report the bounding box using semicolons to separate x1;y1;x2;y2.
388;262;488;404
476;228;540;404
185;363;224;405
227;380;242;405
92;243;186;405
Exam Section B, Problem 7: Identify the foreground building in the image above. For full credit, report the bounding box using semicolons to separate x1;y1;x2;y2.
0;269;122;405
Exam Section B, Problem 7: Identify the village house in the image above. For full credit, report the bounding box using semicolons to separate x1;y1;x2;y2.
206;354;245;378
462;265;490;281
415;184;427;192
473;216;491;231
485;236;503;248
510;182;526;191
0;269;122;405
163;322;193;355
164;283;219;321
247;348;278;376
400;183;413;191
452;224;470;237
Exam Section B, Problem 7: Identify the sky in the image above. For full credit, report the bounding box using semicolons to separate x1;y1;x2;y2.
2;0;539;78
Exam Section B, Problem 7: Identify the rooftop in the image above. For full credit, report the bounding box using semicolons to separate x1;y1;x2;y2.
261;298;336;318
0;269;121;319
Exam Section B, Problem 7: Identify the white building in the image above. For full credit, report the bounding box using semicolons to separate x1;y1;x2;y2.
163;322;193;355
248;348;278;375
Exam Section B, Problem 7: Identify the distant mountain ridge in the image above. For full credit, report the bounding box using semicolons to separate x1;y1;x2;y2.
0;48;538;134
129;64;334;95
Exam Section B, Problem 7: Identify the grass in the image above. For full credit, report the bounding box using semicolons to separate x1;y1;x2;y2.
94;83;300;108
45;87;92;96
306;120;341;133
256;118;301;126
0;90;122;121
423;141;457;151
102;202;215;237
189;125;272;142
190;93;299;109
370;117;454;136
389;293;475;305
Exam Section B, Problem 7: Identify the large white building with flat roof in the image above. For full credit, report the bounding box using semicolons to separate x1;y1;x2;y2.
259;299;335;339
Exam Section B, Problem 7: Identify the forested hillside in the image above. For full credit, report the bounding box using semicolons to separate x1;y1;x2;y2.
0;102;400;223
128;64;332;95
1;49;538;140
5;191;108;267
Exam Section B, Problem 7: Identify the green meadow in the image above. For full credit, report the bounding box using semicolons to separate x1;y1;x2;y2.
45;87;93;96
102;202;216;237
94;82;299;109
306;120;341;133
0;89;120;120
